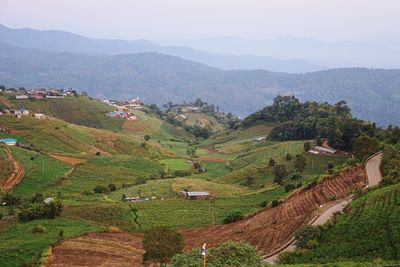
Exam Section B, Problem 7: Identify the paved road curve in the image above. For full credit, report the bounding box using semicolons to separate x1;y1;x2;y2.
365;151;383;187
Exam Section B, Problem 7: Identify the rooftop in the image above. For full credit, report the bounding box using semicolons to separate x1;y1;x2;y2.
186;191;210;197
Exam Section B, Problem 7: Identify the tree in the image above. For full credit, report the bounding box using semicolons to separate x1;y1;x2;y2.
294;154;307;173
93;185;108;194
294;225;321;248
352;135;381;161
144;135;151;141
286;153;292;161
273;164;287;184
304;141;312;152
143;227;183;266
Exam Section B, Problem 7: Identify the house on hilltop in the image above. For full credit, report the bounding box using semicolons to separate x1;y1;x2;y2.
126;97;143;109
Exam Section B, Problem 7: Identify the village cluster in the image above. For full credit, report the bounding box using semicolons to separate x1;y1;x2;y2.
101;97;144;121
1;88;77;100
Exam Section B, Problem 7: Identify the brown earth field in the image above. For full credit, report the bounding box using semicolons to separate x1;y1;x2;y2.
49;165;366;266
50;154;87;165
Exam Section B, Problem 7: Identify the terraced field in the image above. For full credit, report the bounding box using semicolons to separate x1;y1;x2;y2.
48;165;366;266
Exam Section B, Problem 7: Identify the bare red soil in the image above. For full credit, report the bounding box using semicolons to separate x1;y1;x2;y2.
49;165;366;266
180;165;365;254
49;233;144;267
1;147;25;191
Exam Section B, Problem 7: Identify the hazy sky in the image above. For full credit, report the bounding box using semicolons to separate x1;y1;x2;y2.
1;0;399;41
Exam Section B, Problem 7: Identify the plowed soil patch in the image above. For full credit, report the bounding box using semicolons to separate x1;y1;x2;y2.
50;154;87;165
50;233;144;267
50;166;366;265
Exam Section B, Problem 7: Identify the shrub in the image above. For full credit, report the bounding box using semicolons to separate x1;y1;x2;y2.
93;185;108;194
286;153;292;161
260;200;268;207
305;239;319;249
271;199;280;207
58;230;64;240
144;135;151;141
327;162;335;170
143;227;183;265
223;211;243;224
294;225;321;248
108;183;116;192
290;172;303;180
32;225;47;234
284;184;296;193
95;151;101;156
273;164;287;184
174;170;190;177
269;158;276;167
82;190;93;196
240;176;255;186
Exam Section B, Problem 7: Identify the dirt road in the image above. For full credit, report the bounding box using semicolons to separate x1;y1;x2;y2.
2;147;24;191
365;152;383;187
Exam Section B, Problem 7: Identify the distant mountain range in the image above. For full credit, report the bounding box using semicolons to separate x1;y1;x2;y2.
0;24;323;73
0;41;399;127
158;36;400;69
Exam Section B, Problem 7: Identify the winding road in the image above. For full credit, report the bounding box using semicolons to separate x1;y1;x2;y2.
265;152;383;263
365;151;383;187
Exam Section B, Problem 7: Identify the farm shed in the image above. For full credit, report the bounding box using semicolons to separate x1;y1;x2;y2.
0;138;17;146
185;191;210;200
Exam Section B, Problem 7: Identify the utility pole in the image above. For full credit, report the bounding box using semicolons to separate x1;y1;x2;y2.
200;243;207;267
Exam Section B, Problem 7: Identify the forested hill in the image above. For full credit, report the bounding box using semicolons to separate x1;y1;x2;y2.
0;41;399;126
242;95;379;151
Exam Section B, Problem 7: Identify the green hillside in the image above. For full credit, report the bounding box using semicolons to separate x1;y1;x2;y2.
2;95;124;131
0;95;395;266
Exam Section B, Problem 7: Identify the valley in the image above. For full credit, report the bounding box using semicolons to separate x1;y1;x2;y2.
0;92;398;266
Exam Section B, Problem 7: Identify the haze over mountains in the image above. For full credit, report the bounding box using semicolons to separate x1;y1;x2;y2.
0;25;322;73
0;24;399;127
158;36;400;69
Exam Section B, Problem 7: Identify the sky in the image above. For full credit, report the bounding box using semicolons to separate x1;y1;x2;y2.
1;0;399;41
